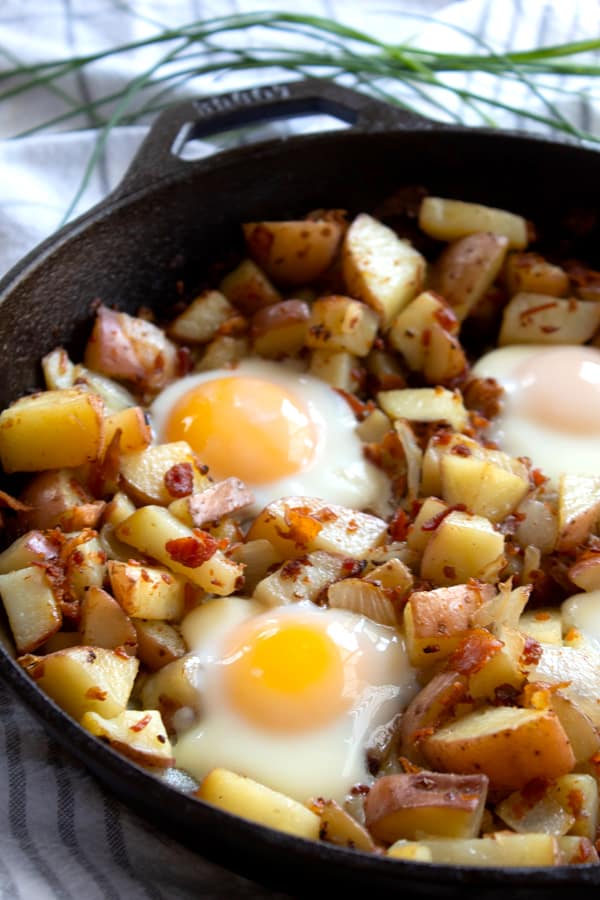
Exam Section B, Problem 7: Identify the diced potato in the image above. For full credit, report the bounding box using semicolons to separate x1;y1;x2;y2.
102;491;137;528
406;497;449;554
467;625;527;700
194;335;248;371
499;293;600;345
139;653;204;725
439;453;529;523
418;197;528;249
305;296;379;357
497;774;598;840
19;646;138;720
120;441;212;506
64;533;107;602
504;252;569;298
388;291;467;384
342;213;425;326
400;671;469;757
197;768;320;840
528;641;600;728
556;474;600;551
80;586;137;653
404;582;494;666
317;799;376;852
355;408;391;443
103;406;151;454
558;836;600;864
0;530;61;574
364;772;488;842
432;233;508;321
308;349;361;392
18;470;103;532
168;290;235;344
229;539;281;595
108;560;186;621
181;596;262;652
243;219;344;285
519;608;562;645
0;388;104;473
364;557;414;593
247;497;388;559
568;550;600;592
219;258;281;313
71;365;137;413
81;709;174;767
84;305;178;392
412;833;560;867
116;505;243;595
250;300;309;358
422;706;575;791
387;841;433;862
133;619;186;671
327;578;397;626
253;551;355;608
378;387;468;432
42;347;75;390
420;510;506;586
168;477;253;529
0;565;62;653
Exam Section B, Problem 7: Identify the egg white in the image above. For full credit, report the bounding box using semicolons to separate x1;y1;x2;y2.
149;358;389;516
472;344;600;483
174;598;418;803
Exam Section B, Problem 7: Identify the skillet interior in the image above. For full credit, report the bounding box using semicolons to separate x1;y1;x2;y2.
1;80;600;896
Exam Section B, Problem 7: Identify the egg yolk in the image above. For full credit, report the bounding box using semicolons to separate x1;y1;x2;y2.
511;346;600;434
222;616;357;732
165;375;319;484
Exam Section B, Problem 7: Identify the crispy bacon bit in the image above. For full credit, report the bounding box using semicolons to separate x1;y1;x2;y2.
166;533;218;567
520;301;558;322
389;508;410;542
566;788;585;819
492;683;521;706
334;388;377;420
85;686;107;701
280;557;309;580
276;506;324;548
129;713;153;733
520;777;551;806
447;628;504;676
164;462;194;498
443;565;456;579
521;635;543;666
0;489;32;512
450;443;472;458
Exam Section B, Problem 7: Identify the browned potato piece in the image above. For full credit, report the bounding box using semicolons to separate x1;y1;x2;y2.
219;258;281;314
496;773;598;840
254;550;358;608
308;349;362;392
504;252;569;298
400;670;469;758
103;406;151;454
399;833;561;866
18;470;104;532
439;453;529;523
342;213;425;326
139;653;204;726
432;233;508;321
499;293;600;345
195;335;249;371
404;582;494;665
19;646;138;720
243;219;344;285
378;387;468;433
317;800;377;852
80;586;137;654
421;706;575;791
418;197;528;249
0;565;62;653
169;477;253;528
305;296;380;357
0;529;61;574
247;496;388;559
365;772;488;842
0;389;104;473
249;300;310;358
388;291;467;385
81;709;174;768
84;305;178;392
168;290;235;344
120;441;211;506
133;619;186;671
108;560;186;621
420;510;506;586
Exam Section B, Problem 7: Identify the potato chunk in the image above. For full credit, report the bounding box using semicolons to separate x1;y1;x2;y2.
418;197;528;249
120;441;211;506
499;293;600;345
168;290;235;344
402;833;561;866
305;296;379;357
0;388;104;473
253;551;356;608
19;646;138;720
504;252;569;298
250;300;309;358
108;560;186;621
247;497;387;559
378;387;468;432
556;474;600;551
342;213;425;326
81;709;174;768
0;565;62;653
432;232;508;321
388;291;467;384
420;510;506;586
243;219;343;285
364;772;488;842
422;706;575;791
219;258;281;313
439;452;529;523
197;768;320;840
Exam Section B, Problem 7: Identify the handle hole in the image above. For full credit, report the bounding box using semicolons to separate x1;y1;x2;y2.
173;111;350;162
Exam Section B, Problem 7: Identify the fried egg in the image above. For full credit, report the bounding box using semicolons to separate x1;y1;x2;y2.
174;597;418;803
472;344;600;483
149;359;388;514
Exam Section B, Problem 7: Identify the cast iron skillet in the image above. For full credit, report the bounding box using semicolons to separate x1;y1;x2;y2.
1;79;600;898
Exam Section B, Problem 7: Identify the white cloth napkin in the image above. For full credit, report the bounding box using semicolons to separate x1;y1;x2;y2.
0;1;597;898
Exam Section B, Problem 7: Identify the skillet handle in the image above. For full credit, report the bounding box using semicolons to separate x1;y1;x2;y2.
115;79;431;197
